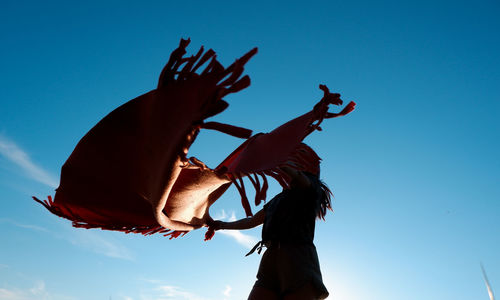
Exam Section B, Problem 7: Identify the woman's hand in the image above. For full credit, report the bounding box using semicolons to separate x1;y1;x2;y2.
205;209;265;241
207;209;265;231
204;218;224;241
207;219;225;231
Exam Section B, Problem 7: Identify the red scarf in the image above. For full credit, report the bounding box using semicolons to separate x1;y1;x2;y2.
33;39;355;240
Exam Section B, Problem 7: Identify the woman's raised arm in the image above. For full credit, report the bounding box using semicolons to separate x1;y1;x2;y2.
211;208;265;231
279;165;312;189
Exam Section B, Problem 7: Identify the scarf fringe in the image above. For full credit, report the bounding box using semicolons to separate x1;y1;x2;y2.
160;38;255;159
32;196;191;239
157;38;257;119
200;121;252;139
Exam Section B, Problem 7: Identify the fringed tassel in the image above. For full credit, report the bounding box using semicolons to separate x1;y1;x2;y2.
191;49;216;74
157;39;257;163
223;143;322;212
325;101;356;118
178;46;204;79
33;195;180;237
309;84;356;134
157;38;190;87
257;172;269;204
263;170;289;189
157;38;257;101
231;176;253;217
246;173;261;206
164;231;188;240
242;172;270;207
33;196;80;223
200;121;252;139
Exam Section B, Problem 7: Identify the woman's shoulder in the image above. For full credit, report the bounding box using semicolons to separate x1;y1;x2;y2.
263;189;287;209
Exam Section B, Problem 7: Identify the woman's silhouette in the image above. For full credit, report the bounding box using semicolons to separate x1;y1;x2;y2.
209;165;331;300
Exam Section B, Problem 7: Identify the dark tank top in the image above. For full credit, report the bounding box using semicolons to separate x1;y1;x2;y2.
262;183;319;244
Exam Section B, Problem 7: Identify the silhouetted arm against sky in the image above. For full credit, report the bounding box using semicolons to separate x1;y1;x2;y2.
279;165;311;189
213;208;265;230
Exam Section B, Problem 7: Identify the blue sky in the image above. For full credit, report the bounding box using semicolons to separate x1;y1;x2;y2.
1;0;499;299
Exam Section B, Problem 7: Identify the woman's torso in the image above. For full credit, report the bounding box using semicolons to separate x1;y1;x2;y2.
261;184;319;244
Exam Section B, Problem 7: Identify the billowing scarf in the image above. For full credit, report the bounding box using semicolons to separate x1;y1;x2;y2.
33;39;355;239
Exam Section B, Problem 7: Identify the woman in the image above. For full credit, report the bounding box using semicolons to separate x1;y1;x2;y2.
209;165;332;300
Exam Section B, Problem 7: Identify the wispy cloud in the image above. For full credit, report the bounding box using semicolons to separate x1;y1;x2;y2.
0;217;133;261
0;288;31;300
67;229;134;261
212;209;228;221
222;285;232;300
0;134;58;188
0;218;50;233
138;284;210;300
155;285;209;300
216;210;259;249
129;279;237;300
137;282;235;300
219;230;259;249
0;281;75;300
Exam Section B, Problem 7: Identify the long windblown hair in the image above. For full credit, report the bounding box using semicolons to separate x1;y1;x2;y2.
316;179;333;220
304;172;333;220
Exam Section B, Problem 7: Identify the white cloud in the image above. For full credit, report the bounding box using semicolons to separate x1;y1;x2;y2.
212;209;228;220
28;281;49;298
214;210;259;249
0;218;50;233
228;211;237;222
158;286;208;300
222;285;231;299
219;230;259;249
0;288;23;300
139;285;210;300
137;280;239;300
0;217;133;261
0;281;74;300
0;135;58;188
68;229;134;261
